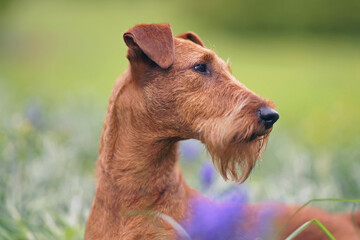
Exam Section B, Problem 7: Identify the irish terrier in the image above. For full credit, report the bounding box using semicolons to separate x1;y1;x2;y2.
85;23;360;239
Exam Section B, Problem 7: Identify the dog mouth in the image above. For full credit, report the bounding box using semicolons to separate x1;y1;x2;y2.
231;129;269;143
249;129;270;141
249;133;260;141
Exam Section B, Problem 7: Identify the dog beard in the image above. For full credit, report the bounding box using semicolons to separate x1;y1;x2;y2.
198;117;271;183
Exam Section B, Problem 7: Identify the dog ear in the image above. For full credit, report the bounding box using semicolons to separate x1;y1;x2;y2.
123;23;175;69
176;32;205;47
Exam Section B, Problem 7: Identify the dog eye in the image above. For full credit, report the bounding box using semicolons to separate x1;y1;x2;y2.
193;64;210;75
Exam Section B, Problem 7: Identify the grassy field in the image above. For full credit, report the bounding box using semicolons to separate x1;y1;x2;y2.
1;0;360;239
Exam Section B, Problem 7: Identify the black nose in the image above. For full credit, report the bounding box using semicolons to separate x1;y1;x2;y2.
258;106;279;129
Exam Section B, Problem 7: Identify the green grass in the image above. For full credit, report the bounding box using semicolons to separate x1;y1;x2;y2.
1;0;359;147
285;219;336;240
1;0;360;239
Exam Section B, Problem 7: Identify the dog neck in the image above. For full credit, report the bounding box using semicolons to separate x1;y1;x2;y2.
94;72;189;213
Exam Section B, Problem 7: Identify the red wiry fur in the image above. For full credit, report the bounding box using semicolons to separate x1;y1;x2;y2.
85;23;360;240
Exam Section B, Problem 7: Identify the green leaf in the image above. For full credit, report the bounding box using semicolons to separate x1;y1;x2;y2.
277;198;360;238
285;219;335;240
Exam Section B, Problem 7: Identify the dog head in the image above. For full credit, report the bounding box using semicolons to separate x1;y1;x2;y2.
122;23;279;182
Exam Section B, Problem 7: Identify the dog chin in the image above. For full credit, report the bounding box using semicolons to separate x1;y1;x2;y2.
206;135;269;183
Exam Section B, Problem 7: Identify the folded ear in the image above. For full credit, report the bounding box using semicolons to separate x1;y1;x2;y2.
123;23;175;69
176;31;205;47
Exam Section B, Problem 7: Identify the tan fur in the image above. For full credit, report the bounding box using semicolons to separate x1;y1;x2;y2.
85;24;360;240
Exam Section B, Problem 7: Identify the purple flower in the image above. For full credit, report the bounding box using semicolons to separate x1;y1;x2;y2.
199;162;216;190
180;139;202;162
218;186;249;204
180;196;276;240
24;100;43;128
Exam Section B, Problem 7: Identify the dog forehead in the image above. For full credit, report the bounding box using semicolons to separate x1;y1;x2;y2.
174;38;213;59
173;38;222;66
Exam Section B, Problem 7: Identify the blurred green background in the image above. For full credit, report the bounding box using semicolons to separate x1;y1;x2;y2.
1;0;359;239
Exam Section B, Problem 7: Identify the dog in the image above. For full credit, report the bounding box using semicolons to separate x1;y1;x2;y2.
84;23;360;239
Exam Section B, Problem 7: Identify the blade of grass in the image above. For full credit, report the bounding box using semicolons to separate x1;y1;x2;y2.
122;210;192;240
351;203;360;239
285;219;335;240
277;198;360;237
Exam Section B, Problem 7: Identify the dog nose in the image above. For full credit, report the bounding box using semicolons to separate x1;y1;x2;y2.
258;106;279;129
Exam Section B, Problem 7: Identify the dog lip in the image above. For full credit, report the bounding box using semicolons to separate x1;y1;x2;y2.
249;134;258;141
232;130;267;143
249;129;269;141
